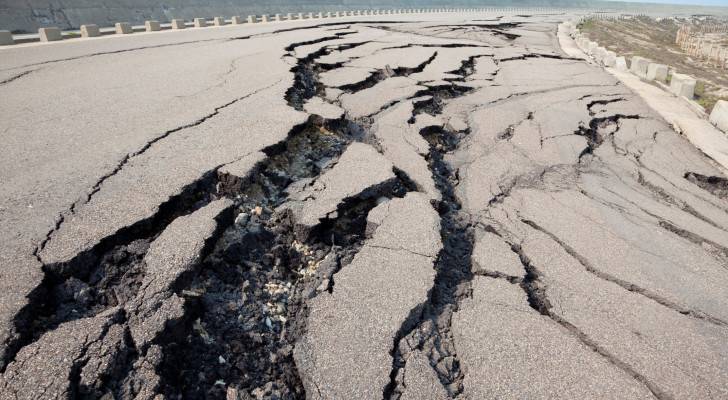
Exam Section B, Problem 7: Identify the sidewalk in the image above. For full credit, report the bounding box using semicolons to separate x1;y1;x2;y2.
558;23;728;173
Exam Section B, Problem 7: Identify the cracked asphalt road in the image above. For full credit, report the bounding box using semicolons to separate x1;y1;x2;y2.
1;11;728;400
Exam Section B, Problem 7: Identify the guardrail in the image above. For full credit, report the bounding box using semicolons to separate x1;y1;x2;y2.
0;7;608;47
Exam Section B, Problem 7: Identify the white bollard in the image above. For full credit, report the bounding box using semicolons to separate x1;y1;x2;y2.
231;16;243;24
81;24;100;37
669;73;696;99
194;18;208;28
247;15;256;24
709;100;728;133
115;22;133;34
171;19;186;29
145;20;161;31
615;56;628;71
629;56;650;77
274;14;282;22
0;30;14;45
646;63;668;82
39;27;63;41
587;41;598;54
603;51;617;67
213;17;225;26
261;15;269;23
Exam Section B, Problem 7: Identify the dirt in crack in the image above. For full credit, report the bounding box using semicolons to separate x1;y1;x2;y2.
2;172;220;372
385;124;474;398
284;33;369;111
575;114;640;160
154;117;412;400
684;172;728;200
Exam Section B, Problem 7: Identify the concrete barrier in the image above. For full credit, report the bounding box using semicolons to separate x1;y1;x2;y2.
194;18;208;28
213;17;225;26
308;12;315;19
587;41;598;54
630;56;650;77
0;30;14;46
80;24;100;38
231;16;242;24
145;20;161;31
247;15;256;24
297;13;304;19
577;37;588;50
115;22;132;34
603;51;616;67
615;56;628;71
709;100;728;133
171;19;186;29
274;14;282;21
39;27;62;41
261;15;269;22
646;63;668;82
669;73;696;99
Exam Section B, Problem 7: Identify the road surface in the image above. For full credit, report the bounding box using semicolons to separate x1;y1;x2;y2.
1;11;727;400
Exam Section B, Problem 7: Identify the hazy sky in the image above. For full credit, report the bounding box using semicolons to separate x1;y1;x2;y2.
611;0;727;5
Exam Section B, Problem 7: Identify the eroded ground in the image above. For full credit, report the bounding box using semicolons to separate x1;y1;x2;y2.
1;12;728;400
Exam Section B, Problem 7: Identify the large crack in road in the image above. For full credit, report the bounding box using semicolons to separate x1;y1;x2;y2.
2;13;728;400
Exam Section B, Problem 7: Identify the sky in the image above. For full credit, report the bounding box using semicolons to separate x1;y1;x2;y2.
611;0;727;5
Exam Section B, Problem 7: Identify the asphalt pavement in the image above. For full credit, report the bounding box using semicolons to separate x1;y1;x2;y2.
1;10;727;400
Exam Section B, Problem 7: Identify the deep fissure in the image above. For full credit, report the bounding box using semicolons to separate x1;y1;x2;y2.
384;61;477;398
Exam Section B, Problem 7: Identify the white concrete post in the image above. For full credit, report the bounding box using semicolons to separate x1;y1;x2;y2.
39;27;63;42
669;73;696;99
0;30;13;46
646;63;668;82
629;56;650;77
615;56;628;71
603;51;617;67
115;22;133;34
231;16;243;24
274;14;282;22
193;18;207;28
709;100;728;132
81;24;100;37
145;20;161;31
213;17;225;26
171;19;186;29
247;15;256;24
261;15;269;23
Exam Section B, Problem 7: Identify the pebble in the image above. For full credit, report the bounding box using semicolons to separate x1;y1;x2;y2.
234;213;249;226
